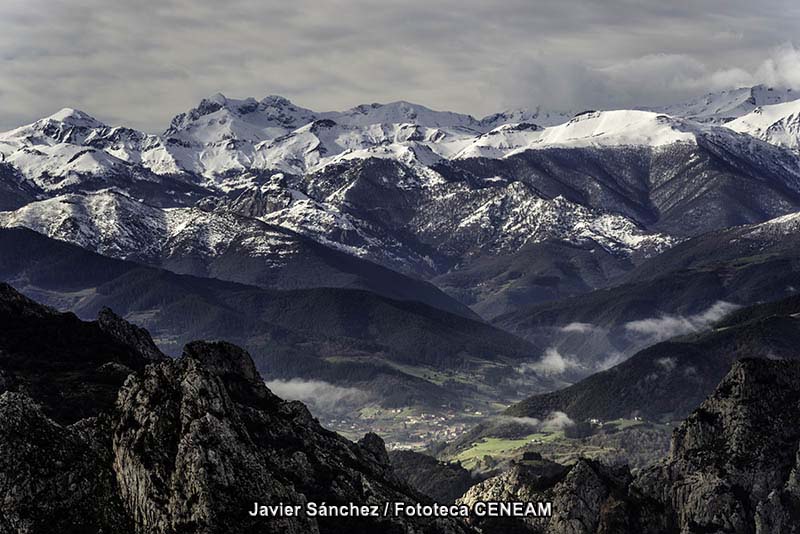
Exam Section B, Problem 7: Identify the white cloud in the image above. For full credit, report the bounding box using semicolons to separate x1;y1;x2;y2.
520;347;583;376
561;322;596;333
655;357;677;372
541;411;575;431
501;410;575;431
596;351;626;371
755;43;800;88
502;416;542;427
265;378;369;415
0;0;798;130
624;301;739;343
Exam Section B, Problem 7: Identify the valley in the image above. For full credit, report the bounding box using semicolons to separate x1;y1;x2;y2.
6;2;800;531
3;84;800;485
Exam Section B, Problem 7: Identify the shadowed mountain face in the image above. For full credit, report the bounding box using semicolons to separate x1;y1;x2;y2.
389;450;477;504
0;284;472;534
505;293;800;422
0;228;545;409
432;239;634;320
444;137;800;237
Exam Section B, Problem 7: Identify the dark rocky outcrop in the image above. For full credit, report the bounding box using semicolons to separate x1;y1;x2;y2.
0;392;131;534
0;285;472;534
0;283;162;424
635;358;800;534
97;307;166;362
458;359;800;534
458;459;634;534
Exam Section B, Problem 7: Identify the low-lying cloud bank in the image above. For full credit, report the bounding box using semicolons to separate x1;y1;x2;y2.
624;301;740;343
265;378;370;415
502;411;576;431
518;301;740;379
521;347;582;375
517;346;624;378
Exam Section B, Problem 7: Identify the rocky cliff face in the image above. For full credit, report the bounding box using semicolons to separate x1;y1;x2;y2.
458;458;637;534
458;358;800;534
635;358;800;534
0;285;471;534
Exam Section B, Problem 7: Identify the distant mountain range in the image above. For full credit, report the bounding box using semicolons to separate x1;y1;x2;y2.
4;84;800;533
2;84;800;411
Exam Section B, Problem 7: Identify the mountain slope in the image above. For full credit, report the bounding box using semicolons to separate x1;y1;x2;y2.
432;239;635;320
449;121;800;237
653;84;798;123
0;108;210;204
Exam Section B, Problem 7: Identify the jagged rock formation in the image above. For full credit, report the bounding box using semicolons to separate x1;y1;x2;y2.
635;358;800;534
458;359;800;534
458;459;634;534
0;285;472;534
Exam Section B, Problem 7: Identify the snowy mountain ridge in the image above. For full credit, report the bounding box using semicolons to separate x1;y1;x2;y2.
726;99;800;151
650;84;797;124
2;86;799;192
0;188;302;264
3;86;800;320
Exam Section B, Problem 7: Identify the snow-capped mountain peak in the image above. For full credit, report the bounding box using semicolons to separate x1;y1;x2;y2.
455;109;701;159
725;99;800;151
0;108;107;148
479;106;573;129
652;84;798;124
44;108;105;128
164;93;318;141
326;100;482;131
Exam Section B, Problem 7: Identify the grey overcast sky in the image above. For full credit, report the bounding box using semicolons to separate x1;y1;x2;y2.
2;0;800;132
